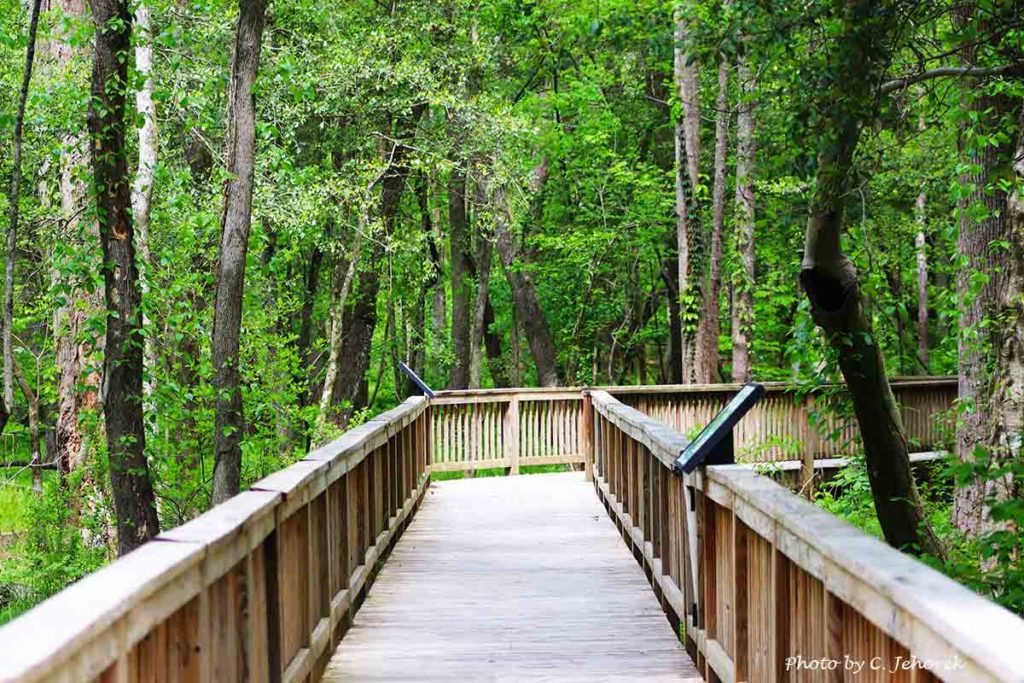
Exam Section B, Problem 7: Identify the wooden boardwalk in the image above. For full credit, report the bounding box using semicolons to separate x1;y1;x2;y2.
323;472;699;682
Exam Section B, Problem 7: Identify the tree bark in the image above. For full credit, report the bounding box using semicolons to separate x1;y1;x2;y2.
210;0;266;505
44;0;103;488
695;57;729;383
449;167;471;389
673;7;702;383
799;0;941;557
132;1;158;397
952;16;1017;535
731;43;756;383
318;224;363;430
88;0;160;554
984;105;1024;543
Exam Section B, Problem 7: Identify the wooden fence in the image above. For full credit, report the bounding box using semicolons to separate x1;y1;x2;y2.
0;397;431;683
429;389;582;473
611;377;956;461
430;378;956;473
589;389;1024;683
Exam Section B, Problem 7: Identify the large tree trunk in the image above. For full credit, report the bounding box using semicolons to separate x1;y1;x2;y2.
673;8;702;383
49;0;102;478
984;106;1024;544
799;0;941;557
449;167;472;389
731;43;756;383
695;57;729;383
88;0;160;554
952;22;1017;535
210;0;266;504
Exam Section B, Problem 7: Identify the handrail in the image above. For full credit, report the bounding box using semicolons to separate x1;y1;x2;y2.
588;389;1024;683
0;396;430;683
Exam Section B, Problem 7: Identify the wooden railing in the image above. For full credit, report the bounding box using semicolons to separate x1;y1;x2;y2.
429;388;582;473
611;377;956;462
429;378;956;475
0;396;431;683
589;389;1024;683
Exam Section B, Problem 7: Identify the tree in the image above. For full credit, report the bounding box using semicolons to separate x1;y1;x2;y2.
132;1;158;395
952;7;1020;537
87;0;160;554
673;5;702;383
210;0;267;504
731;31;756;383
449;163;471;389
694;44;730;383
798;0;941;557
3;0;42;434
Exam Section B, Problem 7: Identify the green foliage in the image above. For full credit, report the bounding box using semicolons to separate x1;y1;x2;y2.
0;472;108;625
0;0;1020;623
818;452;1024;617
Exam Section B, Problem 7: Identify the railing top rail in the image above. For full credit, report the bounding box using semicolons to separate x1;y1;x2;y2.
590;390;688;469
598;375;956;395
428;376;956;402
0;395;428;683
704;464;1024;682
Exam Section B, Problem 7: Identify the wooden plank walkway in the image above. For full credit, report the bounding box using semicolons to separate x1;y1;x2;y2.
323;472;700;682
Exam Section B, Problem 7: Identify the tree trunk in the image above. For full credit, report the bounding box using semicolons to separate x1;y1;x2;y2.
469;234;492;389
984;105;1024;543
800;0;941;558
417;175;447;380
88;0;160;554
13;360;41;492
49;0;102;478
915;202;929;370
326;107;423;422
318;224;362;431
132;1;158;397
695;57;729;383
493;189;560;387
3;0;42;434
449;167;471;389
731;43;756;383
296;243;322;405
210;0;266;505
952;23;1017;535
673;8;702;383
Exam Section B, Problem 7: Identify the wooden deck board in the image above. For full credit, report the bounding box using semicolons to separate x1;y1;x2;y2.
323;472;700;682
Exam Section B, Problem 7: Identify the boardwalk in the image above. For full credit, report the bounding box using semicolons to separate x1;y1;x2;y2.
323;472;699;682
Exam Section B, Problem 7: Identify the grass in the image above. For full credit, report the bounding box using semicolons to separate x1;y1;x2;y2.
0;466;52;536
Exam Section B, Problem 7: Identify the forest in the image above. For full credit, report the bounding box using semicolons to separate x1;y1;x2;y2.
0;0;1022;623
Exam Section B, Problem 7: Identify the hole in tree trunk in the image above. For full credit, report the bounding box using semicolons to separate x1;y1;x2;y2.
800;267;850;314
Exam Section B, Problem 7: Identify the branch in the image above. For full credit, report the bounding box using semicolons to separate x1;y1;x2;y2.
881;62;1023;94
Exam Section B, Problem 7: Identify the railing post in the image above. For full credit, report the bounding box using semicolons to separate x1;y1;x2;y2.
505;397;520;475
581;390;594;482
